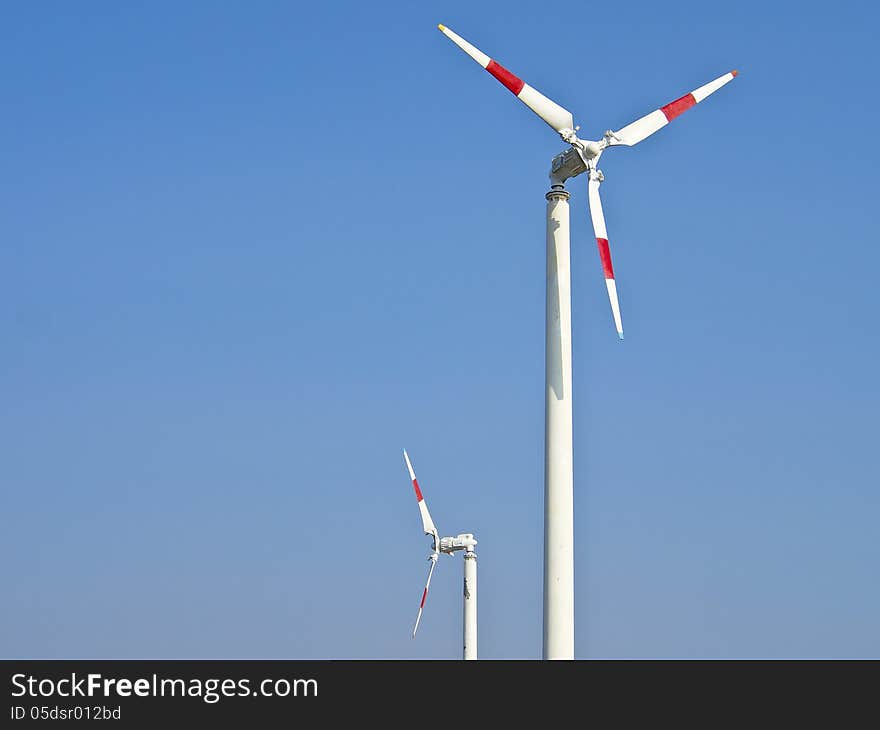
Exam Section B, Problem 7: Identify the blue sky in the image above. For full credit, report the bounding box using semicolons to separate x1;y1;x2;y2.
1;1;877;658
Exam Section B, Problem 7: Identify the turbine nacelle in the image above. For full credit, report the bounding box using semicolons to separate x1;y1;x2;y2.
439;533;478;554
550;146;589;185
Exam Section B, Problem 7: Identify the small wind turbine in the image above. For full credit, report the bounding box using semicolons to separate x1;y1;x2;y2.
404;450;478;660
437;24;738;659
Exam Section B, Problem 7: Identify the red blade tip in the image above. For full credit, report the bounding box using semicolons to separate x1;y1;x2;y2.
731;69;739;77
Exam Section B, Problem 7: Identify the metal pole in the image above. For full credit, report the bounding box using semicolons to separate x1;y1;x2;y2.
463;546;477;660
543;184;574;659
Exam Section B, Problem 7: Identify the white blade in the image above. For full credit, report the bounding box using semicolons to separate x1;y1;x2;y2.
588;175;624;339
437;24;576;136
403;450;438;542
610;70;738;147
412;556;438;638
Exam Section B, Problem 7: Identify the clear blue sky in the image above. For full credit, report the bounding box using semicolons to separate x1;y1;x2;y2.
2;1;878;659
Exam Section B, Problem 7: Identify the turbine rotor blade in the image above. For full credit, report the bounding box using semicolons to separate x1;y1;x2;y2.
610;70;738;147
437;24;576;136
588;175;624;339
403;450;439;542
412;556;438;638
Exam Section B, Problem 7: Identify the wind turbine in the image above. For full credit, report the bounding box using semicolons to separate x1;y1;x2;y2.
436;24;738;659
404;450;478;660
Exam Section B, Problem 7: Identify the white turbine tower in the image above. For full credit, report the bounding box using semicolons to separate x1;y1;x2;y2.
437;24;738;659
404;450;478;660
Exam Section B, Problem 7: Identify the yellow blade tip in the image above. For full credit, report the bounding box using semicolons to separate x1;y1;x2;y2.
437;23;446;31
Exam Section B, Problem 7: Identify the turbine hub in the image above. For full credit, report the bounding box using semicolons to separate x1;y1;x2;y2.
582;140;602;158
